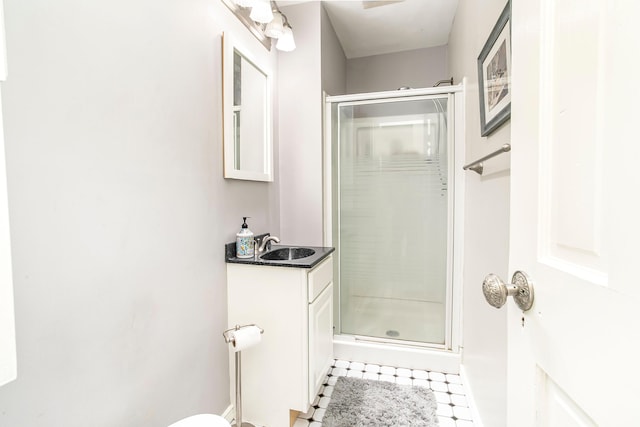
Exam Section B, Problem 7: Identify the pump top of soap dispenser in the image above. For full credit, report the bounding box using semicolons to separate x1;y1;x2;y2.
241;217;249;228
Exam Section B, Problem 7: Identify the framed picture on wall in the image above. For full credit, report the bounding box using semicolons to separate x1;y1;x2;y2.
477;0;511;137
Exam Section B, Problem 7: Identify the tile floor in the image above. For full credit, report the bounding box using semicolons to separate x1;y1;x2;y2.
293;359;475;427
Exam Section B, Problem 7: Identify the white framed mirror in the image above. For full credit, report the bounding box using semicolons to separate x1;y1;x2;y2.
222;33;273;182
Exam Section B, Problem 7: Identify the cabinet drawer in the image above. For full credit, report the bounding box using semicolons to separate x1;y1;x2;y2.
308;256;333;303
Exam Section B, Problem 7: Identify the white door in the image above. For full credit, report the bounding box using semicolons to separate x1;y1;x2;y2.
509;0;640;426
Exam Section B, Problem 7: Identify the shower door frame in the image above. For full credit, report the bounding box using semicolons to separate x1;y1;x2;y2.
323;86;465;356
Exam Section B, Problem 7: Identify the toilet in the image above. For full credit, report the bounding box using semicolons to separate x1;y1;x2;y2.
168;414;231;427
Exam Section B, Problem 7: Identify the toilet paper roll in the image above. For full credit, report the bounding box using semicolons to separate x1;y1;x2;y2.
231;325;262;352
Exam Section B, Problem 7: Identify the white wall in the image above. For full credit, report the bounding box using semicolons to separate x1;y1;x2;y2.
448;1;510;426
0;0;279;425
278;2;324;246
346;45;449;94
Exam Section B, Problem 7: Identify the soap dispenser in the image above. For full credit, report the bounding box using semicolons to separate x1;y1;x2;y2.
236;217;255;259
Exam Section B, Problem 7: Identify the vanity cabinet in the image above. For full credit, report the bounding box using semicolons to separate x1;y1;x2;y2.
227;255;333;427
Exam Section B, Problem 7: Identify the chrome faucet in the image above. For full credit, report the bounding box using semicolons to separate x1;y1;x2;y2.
258;235;280;253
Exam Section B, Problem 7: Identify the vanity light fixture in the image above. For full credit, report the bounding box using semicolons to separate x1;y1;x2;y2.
233;0;256;7
264;11;284;38
276;23;296;52
231;0;296;51
249;0;274;23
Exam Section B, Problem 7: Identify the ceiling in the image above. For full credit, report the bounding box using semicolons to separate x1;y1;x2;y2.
279;0;459;59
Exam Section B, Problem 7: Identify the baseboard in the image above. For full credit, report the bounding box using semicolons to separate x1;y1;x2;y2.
333;335;461;373
222;405;234;423
459;365;484;427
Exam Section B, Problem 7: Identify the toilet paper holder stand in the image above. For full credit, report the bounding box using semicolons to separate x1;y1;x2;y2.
223;324;264;427
222;324;264;346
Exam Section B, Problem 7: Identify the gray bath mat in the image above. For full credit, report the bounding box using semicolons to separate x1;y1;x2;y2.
322;376;439;426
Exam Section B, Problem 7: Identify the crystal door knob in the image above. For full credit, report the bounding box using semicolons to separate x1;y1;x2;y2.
482;271;534;311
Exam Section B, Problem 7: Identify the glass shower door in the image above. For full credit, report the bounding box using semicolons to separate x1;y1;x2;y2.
337;95;451;345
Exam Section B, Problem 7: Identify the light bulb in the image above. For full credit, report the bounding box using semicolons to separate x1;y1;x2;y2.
234;0;256;7
276;25;296;52
250;0;274;24
265;12;284;38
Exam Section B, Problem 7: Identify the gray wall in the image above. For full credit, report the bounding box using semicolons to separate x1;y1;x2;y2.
0;0;279;425
346;45;449;94
278;2;324;246
321;5;347;97
448;1;511;426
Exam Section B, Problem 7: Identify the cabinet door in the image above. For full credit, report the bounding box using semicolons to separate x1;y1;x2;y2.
308;282;333;403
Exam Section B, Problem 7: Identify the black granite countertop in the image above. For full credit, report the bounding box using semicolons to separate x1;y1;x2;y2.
225;242;335;269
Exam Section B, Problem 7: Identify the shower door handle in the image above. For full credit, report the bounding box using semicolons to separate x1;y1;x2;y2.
482;271;534;311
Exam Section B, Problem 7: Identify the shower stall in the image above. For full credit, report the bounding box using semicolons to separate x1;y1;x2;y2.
324;86;464;370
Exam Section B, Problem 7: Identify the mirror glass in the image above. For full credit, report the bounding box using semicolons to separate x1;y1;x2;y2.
223;33;273;181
